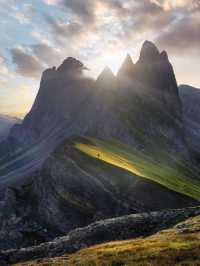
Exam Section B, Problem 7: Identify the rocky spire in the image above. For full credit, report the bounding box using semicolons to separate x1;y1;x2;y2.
97;66;115;82
57;57;87;72
117;54;135;77
139;41;160;63
96;66;116;89
160;50;169;62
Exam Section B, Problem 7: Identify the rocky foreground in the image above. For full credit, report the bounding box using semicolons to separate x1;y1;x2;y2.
67;212;200;266
1;206;200;265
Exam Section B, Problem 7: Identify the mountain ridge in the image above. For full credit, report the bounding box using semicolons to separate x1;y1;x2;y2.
0;40;189;185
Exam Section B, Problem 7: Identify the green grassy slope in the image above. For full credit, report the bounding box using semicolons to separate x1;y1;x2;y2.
74;138;200;202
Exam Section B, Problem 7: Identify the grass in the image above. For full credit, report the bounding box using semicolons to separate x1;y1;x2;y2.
74;138;200;202
68;217;200;266
14;215;200;266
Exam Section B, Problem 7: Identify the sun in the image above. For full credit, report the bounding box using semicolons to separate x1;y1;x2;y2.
95;51;125;75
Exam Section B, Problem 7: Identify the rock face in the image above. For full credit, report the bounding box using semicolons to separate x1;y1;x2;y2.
96;66;116;88
10;58;93;144
118;54;135;77
136;41;181;119
0;58;95;184
1;206;200;265
117;41;185;155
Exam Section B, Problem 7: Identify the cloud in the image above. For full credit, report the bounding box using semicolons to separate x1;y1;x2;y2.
43;0;57;5
10;42;64;79
43;0;98;23
156;14;200;54
123;0;169;34
52;0;96;23
159;0;200;10
44;0;168;50
31;31;51;45
6;0;200;81
11;47;44;78
31;43;61;66
0;55;8;76
14;12;30;24
45;16;82;44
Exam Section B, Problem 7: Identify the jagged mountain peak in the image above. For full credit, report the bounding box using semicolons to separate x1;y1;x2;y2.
142;40;158;49
123;53;134;67
96;66;116;88
124;53;134;63
117;53;135;77
103;66;114;73
139;40;160;62
160;50;169;61
41;57;88;81
57;57;87;72
1;41;187;185
97;66;115;80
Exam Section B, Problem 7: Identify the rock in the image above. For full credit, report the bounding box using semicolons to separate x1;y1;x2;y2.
1;206;200;265
96;66;116;89
57;57;87;72
139;40;160;62
117;54;135;77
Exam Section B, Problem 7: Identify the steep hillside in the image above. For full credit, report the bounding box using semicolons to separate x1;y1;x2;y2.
75;137;200;201
0;137;197;251
179;85;200;153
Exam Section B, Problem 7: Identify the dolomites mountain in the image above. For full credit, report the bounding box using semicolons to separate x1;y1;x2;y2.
0;41;188;184
8;42;183;147
0;41;199;254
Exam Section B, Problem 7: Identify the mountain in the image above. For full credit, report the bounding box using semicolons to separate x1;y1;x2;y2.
0;41;200;253
96;66;116;88
117;41;185;156
118;53;135;77
8;58;94;150
0;115;20;141
0;58;95;184
179;84;200;153
0;41;190;184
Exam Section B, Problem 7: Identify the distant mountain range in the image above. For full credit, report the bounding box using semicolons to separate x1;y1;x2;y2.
0;115;20;141
0;41;200;258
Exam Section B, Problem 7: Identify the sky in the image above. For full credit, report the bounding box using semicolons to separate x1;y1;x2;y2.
0;0;199;118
